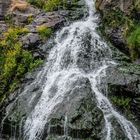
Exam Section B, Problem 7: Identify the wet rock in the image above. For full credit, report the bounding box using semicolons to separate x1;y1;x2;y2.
0;77;105;140
43;77;104;140
106;65;140;129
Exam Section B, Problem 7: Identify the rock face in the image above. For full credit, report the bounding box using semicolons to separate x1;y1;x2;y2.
95;0;139;56
0;77;105;139
44;77;104;140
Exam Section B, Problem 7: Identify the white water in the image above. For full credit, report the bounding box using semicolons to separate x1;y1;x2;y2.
23;0;140;140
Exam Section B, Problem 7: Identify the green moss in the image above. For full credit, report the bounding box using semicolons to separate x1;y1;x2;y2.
27;14;34;24
27;0;45;8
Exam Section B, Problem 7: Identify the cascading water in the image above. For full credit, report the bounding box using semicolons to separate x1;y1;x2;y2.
1;0;140;140
23;0;140;139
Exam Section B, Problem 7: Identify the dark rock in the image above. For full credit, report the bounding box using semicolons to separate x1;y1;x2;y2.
0;0;11;19
106;27;129;54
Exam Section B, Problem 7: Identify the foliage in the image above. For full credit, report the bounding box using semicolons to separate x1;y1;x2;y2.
27;14;33;24
102;9;126;27
99;6;140;60
0;27;43;100
44;0;62;11
27;0;79;11
127;25;140;59
111;96;131;108
36;25;52;38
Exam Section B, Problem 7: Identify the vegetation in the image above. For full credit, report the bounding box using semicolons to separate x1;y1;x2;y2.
36;25;53;39
97;0;140;61
0;27;43;101
27;0;79;12
111;96;131;109
127;25;140;60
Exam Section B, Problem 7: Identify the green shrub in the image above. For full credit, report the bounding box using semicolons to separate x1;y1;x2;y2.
36;25;52;38
0;26;43;100
27;0;79;11
127;25;140;59
27;0;45;8
111;96;131;108
29;58;43;70
44;0;62;11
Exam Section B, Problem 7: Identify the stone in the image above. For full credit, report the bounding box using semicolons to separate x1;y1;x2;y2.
21;33;40;47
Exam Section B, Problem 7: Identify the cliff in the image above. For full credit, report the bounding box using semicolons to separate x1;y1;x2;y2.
96;0;140;127
96;0;140;61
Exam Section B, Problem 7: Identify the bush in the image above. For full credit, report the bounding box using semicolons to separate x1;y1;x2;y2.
127;25;140;59
111;96;131;108
0;27;43;100
27;0;79;11
44;0;62;11
27;0;45;8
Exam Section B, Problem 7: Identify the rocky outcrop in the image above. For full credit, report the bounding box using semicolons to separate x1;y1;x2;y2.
95;0;140;58
106;63;140;130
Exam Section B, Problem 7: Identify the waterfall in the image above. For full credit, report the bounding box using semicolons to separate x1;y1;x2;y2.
22;0;140;140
